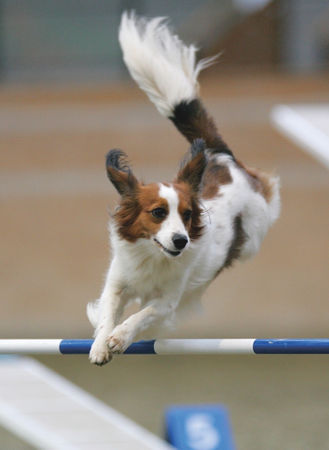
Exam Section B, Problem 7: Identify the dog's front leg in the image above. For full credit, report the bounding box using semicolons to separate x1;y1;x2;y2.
108;298;178;354
89;270;125;365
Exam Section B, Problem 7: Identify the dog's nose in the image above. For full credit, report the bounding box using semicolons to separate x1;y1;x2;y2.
172;233;188;250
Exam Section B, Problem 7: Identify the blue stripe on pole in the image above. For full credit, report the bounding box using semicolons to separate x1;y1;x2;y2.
124;340;156;354
253;339;329;354
59;339;93;354
59;339;156;355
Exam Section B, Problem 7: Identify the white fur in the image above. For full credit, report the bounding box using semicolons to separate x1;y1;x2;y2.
87;14;280;365
119;11;216;117
155;184;190;253
88;154;280;365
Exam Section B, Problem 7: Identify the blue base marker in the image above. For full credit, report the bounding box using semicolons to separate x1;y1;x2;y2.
165;405;236;450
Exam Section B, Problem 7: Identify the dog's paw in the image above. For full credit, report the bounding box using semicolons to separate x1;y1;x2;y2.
89;339;112;366
107;325;133;354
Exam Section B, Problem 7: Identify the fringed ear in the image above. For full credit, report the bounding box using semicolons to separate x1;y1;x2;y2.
176;138;207;193
106;149;139;196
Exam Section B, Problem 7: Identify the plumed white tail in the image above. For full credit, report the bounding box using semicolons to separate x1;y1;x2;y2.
119;11;216;117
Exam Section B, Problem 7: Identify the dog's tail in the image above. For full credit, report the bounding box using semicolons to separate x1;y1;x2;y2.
119;11;233;156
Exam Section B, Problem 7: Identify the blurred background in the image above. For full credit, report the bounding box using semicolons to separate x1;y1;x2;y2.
1;0;329;448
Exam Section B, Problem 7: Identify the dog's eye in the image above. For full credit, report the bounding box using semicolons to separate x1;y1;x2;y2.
151;208;167;219
183;209;192;221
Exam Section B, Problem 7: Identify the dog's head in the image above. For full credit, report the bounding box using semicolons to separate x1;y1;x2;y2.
106;139;207;257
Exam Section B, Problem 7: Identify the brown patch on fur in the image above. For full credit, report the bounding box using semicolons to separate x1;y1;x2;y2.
201;161;232;200
236;159;274;203
174;182;204;241
224;215;246;268
114;183;166;242
174;146;206;240
215;214;246;278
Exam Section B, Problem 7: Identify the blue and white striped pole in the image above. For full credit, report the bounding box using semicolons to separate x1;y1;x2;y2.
0;339;329;355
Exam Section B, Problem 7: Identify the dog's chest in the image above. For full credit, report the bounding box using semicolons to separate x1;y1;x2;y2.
119;251;183;300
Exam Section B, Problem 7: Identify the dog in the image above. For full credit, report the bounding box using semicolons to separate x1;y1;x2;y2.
87;12;280;365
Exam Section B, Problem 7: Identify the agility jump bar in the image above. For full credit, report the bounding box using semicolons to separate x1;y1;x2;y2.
1;339;329;355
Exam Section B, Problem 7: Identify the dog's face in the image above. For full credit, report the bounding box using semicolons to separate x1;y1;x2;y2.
106;139;207;257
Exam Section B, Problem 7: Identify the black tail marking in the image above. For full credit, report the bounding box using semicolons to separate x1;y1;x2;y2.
170;99;234;158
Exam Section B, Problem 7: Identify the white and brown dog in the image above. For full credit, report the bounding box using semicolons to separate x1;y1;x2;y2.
88;12;280;365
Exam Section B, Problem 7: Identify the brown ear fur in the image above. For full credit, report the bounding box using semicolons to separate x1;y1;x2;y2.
106;149;139;196
176;139;208;193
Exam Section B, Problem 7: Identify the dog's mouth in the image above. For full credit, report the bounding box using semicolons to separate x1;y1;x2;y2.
153;238;181;257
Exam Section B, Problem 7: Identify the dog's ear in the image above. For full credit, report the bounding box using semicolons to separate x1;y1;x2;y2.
106;149;139;196
176;139;207;193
